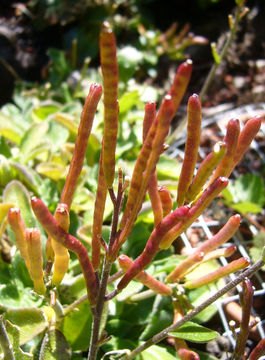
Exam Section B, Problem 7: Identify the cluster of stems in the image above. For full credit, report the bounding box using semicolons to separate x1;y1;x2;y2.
6;21;262;360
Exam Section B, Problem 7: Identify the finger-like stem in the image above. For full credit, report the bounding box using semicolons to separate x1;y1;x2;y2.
160;177;229;249
121;253;265;360
186;141;226;202
31;197;98;307
209;118;240;184
26;228;46;295
177;94;201;207
8;208;29;268
118;254;172;295
60;83;102;207
249;338;265;360
232;278;254;360
110;96;175;259
184;257;250;289
166;214;241;282
158;186;173;218
92;150;107;270
112;206;189;295
52;203;70;286
100;21;119;188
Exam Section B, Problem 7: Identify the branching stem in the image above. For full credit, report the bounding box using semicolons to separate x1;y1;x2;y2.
122;255;265;360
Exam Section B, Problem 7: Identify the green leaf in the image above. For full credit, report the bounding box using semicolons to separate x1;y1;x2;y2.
119;91;141;116
141;345;179;360
60;300;92;351
3;180;37;227
116;281;144;302
39;329;71;360
169;321;219;343
31;104;60;122
157;155;181;180
20;122;49;162
140;296;173;340
222;174;265;214
0;112;24;144
250;232;265;271
4;308;47;345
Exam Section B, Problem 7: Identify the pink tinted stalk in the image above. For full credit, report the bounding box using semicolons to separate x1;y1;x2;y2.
201;245;236;262
158;185;173;217
231;116;262;170
60;83;102;207
186;141;226;203
100;21;119;188
8;208;29;268
91;150;107;270
115;206;189;293
184;257;250;289
180;245;237;281
249;339;265;360
31;197;98;307
118;254;172;295
119;103;158;232
168;59;193;114
160;177;229;250
209;118;240;184
143;101;163;226
178;346;200;360
233;278;254;360
110;96;175;259
177;94;202;207
166;215;241;282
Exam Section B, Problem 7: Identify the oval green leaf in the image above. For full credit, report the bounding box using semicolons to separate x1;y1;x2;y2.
39;329;71;360
169;321;219;343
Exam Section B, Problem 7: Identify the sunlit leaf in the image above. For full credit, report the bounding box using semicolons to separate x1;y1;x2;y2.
169;321;219;343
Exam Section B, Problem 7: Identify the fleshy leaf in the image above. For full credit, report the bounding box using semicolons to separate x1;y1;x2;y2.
169;321;219;343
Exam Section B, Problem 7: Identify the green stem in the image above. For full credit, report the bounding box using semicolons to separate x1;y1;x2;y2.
0;316;15;360
122;253;265;360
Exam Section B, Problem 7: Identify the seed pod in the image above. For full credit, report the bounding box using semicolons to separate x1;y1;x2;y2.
100;21;119;188
166;252;204;283
184;257;250;289
118;254;172;295
158;185;173;217
8;208;29;269
26;228;46;295
60;83;102;207
52;203;70;286
31;197;98;306
177;94;201;207
186;141;226;202
92;150;107;270
116;205;189;292
160;177;229;250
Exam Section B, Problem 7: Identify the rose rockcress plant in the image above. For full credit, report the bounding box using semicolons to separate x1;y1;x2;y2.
5;21;263;360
